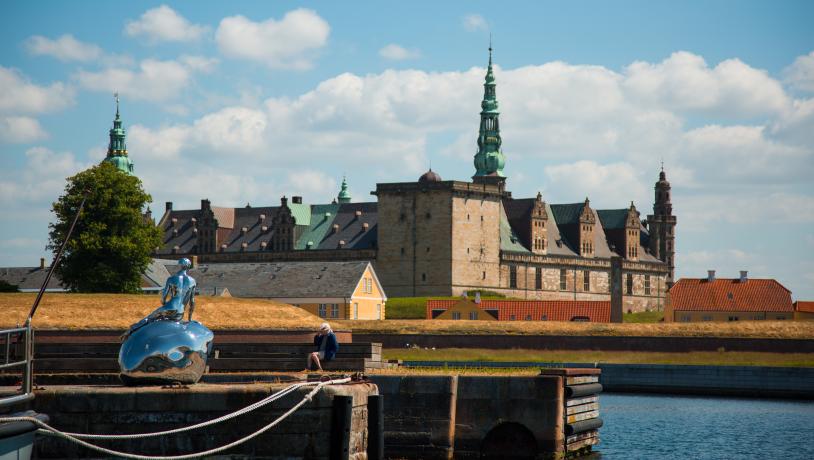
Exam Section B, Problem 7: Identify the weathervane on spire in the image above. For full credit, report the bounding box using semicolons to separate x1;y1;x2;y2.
114;92;120;118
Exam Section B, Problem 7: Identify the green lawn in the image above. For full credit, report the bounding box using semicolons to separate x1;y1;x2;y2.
386;292;507;319
623;310;664;323
383;348;814;367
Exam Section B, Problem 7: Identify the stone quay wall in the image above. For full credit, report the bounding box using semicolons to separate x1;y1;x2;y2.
31;382;377;459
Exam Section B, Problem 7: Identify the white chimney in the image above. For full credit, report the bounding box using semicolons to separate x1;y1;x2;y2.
739;270;748;283
707;270;716;282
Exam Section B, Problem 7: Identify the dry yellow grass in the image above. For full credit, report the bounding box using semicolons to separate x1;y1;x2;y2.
1;293;812;339
0;293;323;330
333;318;814;339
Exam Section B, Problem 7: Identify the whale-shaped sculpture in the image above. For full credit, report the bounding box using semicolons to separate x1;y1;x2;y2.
119;258;213;385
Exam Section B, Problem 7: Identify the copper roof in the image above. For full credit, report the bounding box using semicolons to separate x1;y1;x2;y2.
670;278;793;312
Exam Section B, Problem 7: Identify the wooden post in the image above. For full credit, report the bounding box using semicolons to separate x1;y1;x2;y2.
330;395;353;460
367;394;384;460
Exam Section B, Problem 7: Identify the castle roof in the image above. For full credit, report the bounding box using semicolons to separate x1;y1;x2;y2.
670;278;793;312
190;261;380;299
596;209;629;229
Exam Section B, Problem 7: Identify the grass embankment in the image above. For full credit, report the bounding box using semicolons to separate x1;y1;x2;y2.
335;318;814;339
386;293;506;319
623;310;664;323
0;293;322;330
383;348;814;367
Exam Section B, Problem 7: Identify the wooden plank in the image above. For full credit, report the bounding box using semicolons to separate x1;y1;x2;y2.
566;430;598;445
566;402;599;416
566;395;598;407
566;410;599;424
566;436;599;452
566;375;599;385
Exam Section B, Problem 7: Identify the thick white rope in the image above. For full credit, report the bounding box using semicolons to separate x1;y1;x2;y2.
0;377;351;460
64;381;307;440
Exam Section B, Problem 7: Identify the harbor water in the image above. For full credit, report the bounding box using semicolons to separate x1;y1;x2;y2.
594;393;814;459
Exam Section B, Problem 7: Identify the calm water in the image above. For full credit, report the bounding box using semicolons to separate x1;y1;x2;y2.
593;394;814;459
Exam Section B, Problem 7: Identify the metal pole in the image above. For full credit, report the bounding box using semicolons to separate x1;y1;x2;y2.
27;190;90;324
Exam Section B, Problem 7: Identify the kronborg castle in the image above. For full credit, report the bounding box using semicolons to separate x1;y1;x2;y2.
108;49;676;313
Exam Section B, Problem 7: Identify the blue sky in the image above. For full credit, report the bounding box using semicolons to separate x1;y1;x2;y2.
1;1;813;298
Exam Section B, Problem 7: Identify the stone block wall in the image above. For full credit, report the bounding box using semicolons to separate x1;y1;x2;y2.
450;193;502;293
32;382;376;459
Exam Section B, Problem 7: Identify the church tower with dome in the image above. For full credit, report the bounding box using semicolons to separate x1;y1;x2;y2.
102;94;135;175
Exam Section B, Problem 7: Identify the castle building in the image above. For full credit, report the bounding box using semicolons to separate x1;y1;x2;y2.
152;50;676;312
102;95;134;174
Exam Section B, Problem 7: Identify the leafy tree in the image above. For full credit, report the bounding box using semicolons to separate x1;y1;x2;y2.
48;162;162;292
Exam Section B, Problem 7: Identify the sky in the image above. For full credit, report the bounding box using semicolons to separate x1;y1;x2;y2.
1;1;813;298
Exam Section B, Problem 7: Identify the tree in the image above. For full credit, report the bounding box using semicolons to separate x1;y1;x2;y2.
48;162;162;292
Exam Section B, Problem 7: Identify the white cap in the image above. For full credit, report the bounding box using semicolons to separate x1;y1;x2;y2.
320;322;331;331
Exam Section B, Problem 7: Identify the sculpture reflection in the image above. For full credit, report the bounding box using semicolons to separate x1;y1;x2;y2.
119;258;213;385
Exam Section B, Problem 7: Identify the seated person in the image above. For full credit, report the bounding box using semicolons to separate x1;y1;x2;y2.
307;323;339;371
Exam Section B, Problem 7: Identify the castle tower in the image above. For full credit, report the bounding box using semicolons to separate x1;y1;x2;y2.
337;176;352;203
472;44;506;186
103;93;134;175
647;167;677;283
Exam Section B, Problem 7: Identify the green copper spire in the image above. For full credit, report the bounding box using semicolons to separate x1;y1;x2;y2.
472;42;506;184
103;93;134;174
337;176;351;203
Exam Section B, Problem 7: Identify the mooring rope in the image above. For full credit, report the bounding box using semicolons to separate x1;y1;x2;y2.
0;377;351;460
64;381;307;440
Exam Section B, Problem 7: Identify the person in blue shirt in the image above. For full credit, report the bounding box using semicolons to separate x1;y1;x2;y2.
308;322;339;371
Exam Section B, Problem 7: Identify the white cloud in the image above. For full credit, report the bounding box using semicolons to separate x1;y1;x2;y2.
191;107;268;154
0;147;86;204
74;59;192;102
216;9;329;69
462;14;488;32
0;66;74;114
0;116;48;143
379;44;421;61
124;5;207;43
25;34;102;62
784;51;814;92
542;161;649;208
179;55;219;73
623;51;789;117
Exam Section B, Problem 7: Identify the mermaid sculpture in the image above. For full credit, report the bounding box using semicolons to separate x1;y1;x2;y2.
119;258;214;385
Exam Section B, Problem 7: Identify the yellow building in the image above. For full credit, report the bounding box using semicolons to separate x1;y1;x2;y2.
190;261;386;320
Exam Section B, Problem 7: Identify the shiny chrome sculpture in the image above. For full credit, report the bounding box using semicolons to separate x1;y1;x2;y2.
119;258;213;385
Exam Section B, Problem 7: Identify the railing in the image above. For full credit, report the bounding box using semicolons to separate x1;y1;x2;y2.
0;325;34;408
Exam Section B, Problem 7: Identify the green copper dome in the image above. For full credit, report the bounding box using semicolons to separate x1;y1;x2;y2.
337;176;351;203
103;94;134;175
473;45;506;180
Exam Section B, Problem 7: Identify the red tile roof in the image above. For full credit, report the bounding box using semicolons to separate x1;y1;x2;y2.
669;278;793;312
426;299;610;322
795;301;814;313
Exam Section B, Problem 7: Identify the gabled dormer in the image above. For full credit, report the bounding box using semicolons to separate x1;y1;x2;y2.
530;192;548;254
624;202;640;261
271;196;295;252
197;199;219;254
578;197;596;258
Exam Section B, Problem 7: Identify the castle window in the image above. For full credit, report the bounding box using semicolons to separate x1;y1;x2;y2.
525;315;532;321
452;312;461;320
482;271;486;280
422;273;426;282
331;304;339;318
469;311;478;320
401;247;405;256
541;314;547;321
645;275;651;295
467;214;470;221
318;304;327;318
467;248;470;254
560;269;567;291
426;246;430;253
583;270;590;292
509;265;517;288
426;212;432;219
535;267;542;290
626;274;633;295
481;215;484;222
399;213;406;222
